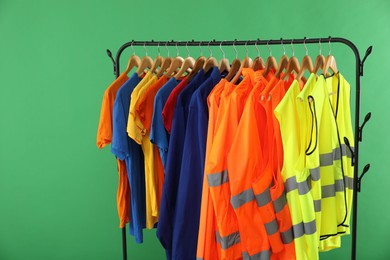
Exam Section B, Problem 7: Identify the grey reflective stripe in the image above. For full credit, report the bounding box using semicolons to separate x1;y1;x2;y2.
285;176;298;193
255;187;272;207
215;231;240;250
285;174;315;195
273;193;287;213
242;250;271;260
313;199;321;212
281;227;294;244
297;179;311;195
320;145;354;166
207;170;229;187
293;219;317;238
196;258;203;260
345;176;354;190
322;179;346;198
231;188;255;209
265;219;279;235
310;167;320;181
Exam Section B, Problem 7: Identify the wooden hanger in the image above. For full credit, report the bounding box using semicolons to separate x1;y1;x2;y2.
274;54;288;78
323;55;338;76
231;41;253;83
225;41;241;81
174;57;195;79
296;39;313;80
148;42;164;75
164;43;184;78
263;41;279;77
136;43;153;76
173;42;195;79
313;54;325;74
282;41;301;80
186;56;207;82
156;42;172;77
252;40;265;71
323;37;338;76
203;41;218;73
124;55;141;74
218;41;230;73
296;55;313;80
124;42;141;74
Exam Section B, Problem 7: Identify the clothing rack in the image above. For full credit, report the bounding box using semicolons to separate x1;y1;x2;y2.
106;37;372;260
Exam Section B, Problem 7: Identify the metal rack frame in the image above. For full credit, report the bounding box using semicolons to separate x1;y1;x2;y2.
106;37;372;260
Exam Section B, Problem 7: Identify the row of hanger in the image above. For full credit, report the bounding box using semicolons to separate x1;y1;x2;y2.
125;38;338;84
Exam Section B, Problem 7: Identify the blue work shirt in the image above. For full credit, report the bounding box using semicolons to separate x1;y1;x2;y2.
172;67;221;260
150;77;181;169
111;73;146;243
156;69;208;260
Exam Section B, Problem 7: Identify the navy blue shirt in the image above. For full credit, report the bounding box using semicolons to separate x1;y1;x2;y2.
172;67;221;259
111;73;146;243
156;70;208;259
150;77;181;169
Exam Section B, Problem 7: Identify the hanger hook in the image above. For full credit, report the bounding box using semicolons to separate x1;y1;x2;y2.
280;38;286;55
245;40;249;57
328;36;332;55
157;42;160;56
208;40;213;57
165;42;170;57
255;38;261;57
199;41;203;57
130;40;135;55
304;37;308;56
233;39;238;59
291;39;295;56
319;38;322;55
220;40;226;59
267;39;272;56
143;42;148;56
175;41;179;56
185;41;190;57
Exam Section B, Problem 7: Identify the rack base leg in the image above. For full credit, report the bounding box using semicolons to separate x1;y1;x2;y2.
122;227;127;260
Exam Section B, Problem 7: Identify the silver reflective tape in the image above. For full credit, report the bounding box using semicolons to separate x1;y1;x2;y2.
322;178;346;198
196;258;203;260
242;252;250;260
293;219;317;238
320;152;334;166
333;147;342;160
273;193;287;213
313;199;321;212
215;231;240;250
285;176;298;193
255;187;272;207
320;145;354;166
335;179;345;192
281;227;294;244
310;167;320;181
297;179;311;195
345;176;354;190
265;219;279;235
207;170;229;187
322;184;336;198
231;188;255;209
242;250;271;260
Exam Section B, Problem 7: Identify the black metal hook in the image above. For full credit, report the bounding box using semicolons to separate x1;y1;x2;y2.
106;49;116;76
357;163;371;192
359;112;372;142
360;46;373;76
344;137;355;167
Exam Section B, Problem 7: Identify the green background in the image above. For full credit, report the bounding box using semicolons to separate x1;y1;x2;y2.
0;0;388;259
